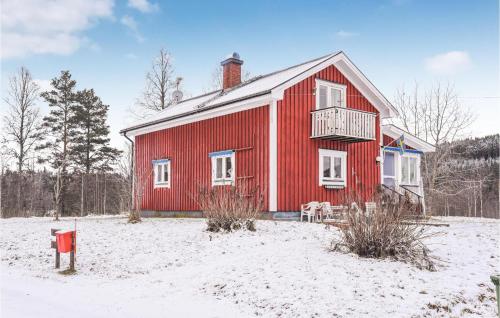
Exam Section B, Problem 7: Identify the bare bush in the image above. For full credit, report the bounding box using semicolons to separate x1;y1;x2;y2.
332;197;437;271
197;184;263;232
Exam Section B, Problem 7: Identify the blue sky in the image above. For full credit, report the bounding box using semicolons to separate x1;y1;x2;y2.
1;0;498;148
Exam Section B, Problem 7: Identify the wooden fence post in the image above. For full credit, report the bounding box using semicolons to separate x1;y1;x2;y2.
69;232;75;271
51;228;60;269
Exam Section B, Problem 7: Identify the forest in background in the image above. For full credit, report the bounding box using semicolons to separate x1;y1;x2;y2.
425;134;498;218
1;51;498;219
1;135;497;218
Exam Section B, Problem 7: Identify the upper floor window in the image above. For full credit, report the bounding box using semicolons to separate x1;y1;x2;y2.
400;155;418;185
318;149;347;187
316;79;347;109
209;150;235;186
153;159;170;188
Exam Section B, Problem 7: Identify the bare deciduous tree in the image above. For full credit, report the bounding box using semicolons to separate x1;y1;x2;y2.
133;48;177;118
392;82;475;213
129;164;153;224
2;67;42;173
2;67;43;214
0;144;9;218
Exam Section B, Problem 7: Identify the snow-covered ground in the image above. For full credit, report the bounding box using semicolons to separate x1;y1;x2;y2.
1;216;498;317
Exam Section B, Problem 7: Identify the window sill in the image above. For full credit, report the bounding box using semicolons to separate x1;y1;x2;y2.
212;180;234;186
320;180;346;189
323;184;345;189
154;183;170;189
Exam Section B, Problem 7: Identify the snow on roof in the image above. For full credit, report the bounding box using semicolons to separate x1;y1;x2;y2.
122;53;336;134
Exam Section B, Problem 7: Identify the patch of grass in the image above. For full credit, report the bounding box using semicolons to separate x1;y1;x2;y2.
58;268;77;275
427;302;451;313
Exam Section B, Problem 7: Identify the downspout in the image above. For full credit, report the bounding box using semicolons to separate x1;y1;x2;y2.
123;131;135;212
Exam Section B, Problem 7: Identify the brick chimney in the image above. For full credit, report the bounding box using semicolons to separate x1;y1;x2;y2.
221;52;243;90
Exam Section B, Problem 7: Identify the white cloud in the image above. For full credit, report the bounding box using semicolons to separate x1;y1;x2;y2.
0;0;114;59
127;0;159;13
124;53;137;59
425;51;472;75
120;15;144;42
335;30;359;38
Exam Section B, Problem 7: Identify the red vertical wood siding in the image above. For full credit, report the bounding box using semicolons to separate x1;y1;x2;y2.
135;105;269;212
277;65;381;211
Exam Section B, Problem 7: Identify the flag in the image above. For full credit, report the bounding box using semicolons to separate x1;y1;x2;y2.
397;135;405;155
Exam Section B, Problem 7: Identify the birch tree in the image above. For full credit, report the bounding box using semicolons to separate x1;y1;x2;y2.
2;67;43;214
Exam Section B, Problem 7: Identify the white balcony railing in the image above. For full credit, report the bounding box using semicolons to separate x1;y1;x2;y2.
311;107;376;141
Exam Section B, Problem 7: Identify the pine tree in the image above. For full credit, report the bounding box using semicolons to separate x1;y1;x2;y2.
72;89;121;215
40;71;78;219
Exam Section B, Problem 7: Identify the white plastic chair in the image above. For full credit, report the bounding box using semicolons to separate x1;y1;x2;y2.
300;201;320;222
320;202;333;221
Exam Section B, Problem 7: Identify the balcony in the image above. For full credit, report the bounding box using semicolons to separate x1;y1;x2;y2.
311;107;376;142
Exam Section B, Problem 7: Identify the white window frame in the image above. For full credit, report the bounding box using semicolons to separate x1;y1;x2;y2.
318;149;347;187
382;150;397;187
210;150;235;186
153;159;171;188
399;153;419;186
315;79;347;110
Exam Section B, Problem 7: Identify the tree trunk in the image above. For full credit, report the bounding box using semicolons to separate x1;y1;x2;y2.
80;174;84;217
103;173;107;214
479;181;483;218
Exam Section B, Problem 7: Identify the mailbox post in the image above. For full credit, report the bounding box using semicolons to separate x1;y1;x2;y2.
51;228;76;271
50;228;61;268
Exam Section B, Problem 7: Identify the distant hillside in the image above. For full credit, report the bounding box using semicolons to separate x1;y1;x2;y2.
429;134;499;218
451;134;499;161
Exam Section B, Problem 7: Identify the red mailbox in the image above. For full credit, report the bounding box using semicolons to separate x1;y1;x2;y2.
56;230;75;253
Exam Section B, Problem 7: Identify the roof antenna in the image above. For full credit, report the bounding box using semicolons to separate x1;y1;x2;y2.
172;77;183;104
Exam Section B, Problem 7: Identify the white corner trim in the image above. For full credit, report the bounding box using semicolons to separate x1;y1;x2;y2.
269;99;278;212
127;95;272;137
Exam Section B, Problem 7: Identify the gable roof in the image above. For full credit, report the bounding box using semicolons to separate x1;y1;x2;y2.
122;51;398;136
382;124;436;153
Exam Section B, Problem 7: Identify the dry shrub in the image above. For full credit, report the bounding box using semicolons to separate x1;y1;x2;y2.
197;184;263;232
332;193;438;270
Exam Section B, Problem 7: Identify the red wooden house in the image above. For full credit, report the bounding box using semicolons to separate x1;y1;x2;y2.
121;51;434;218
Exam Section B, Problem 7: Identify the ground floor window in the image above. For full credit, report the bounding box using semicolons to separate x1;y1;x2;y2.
318;149;347;187
401;155;418;185
383;151;396;188
209;150;235;186
153;159;171;188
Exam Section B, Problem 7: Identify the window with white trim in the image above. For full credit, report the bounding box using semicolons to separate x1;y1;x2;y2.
153;159;170;188
400;155;418;185
318;149;347;187
316;79;347;109
383;151;396;188
210;150;235;186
